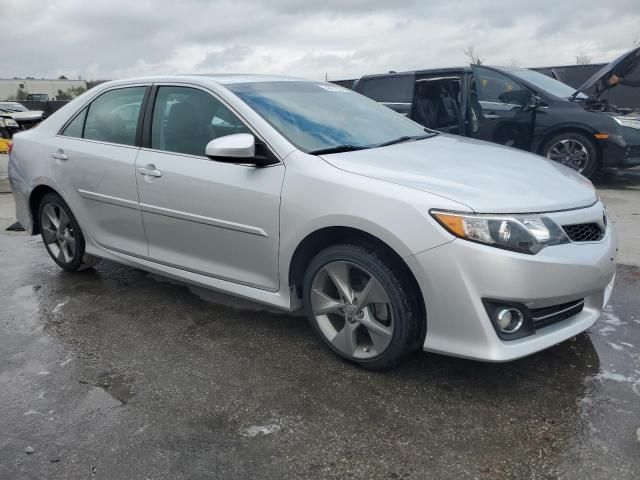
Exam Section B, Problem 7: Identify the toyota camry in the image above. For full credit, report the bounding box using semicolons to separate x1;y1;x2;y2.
8;75;617;369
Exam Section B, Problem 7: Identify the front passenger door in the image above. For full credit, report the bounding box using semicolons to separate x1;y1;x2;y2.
470;66;534;150
135;85;285;291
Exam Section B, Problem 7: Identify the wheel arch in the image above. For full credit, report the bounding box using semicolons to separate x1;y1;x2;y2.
29;184;62;235
287;226;426;335
535;124;602;160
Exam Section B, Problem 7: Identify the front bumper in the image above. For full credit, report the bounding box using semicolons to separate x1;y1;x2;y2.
600;126;640;168
406;203;617;362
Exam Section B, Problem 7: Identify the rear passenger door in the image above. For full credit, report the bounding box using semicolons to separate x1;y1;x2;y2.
134;85;285;291
53;85;149;256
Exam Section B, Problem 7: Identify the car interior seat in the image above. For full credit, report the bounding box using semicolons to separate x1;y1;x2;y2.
164;101;210;156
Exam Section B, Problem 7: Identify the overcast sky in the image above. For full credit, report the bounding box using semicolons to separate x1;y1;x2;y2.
7;0;640;81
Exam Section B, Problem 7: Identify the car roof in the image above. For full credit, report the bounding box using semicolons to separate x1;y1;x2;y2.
359;67;471;80
101;74;309;87
190;74;308;84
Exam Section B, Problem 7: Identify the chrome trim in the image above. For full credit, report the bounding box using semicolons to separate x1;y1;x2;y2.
137;147;282;169
532;300;585;322
78;189;139;210
429;199;599;216
496;308;524;333
139;203;268;237
54;135;141;150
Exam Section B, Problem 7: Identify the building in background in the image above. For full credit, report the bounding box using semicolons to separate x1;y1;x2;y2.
0;78;88;101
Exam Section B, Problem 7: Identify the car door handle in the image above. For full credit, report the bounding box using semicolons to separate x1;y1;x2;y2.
51;152;68;161
137;166;162;178
484;113;501;119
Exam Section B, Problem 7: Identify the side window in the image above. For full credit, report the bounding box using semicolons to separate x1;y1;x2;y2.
151;86;250;156
83;87;146;146
359;76;414;104
61;108;87;138
474;69;528;106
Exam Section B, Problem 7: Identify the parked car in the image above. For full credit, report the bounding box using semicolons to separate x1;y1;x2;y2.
0;110;20;139
353;47;640;177
27;93;50;101
0;102;44;135
9;75;616;369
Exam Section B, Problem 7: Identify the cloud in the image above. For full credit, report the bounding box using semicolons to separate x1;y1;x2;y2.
4;0;640;81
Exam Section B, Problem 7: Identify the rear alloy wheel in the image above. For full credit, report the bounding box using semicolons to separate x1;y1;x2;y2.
303;244;423;370
38;193;100;272
542;132;599;177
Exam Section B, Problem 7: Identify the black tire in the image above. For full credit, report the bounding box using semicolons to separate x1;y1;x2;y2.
37;192;100;272
541;132;600;178
303;243;424;370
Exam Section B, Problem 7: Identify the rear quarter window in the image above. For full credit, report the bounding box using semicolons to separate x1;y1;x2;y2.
61;108;87;138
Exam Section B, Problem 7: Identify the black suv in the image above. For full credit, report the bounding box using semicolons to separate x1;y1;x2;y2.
353;47;640;177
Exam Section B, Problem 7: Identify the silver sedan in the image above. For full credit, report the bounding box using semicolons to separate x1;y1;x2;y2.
8;75;617;369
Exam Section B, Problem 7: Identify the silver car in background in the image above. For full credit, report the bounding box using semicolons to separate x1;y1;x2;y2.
9;75;617;369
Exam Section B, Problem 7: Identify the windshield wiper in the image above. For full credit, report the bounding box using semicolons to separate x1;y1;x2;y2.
308;144;371;155
374;133;437;148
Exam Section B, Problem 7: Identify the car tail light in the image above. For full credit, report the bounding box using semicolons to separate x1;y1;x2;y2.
7;141;13;154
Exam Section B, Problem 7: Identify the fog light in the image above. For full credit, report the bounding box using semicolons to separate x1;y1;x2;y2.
496;308;524;333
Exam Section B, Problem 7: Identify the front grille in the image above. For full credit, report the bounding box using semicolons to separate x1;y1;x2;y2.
531;299;584;329
563;223;603;242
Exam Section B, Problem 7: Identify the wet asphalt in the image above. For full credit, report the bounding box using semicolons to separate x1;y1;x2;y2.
0;170;639;479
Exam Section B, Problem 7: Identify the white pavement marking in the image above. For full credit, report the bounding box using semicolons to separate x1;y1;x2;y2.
241;424;281;437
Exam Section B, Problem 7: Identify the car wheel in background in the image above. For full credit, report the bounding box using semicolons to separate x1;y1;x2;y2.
38;192;100;272
303;244;424;370
542;132;599;177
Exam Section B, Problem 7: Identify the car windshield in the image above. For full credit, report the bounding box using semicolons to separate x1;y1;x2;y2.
508;69;587;99
227;81;430;153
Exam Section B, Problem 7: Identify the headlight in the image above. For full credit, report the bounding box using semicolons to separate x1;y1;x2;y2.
0;119;5;128
431;210;569;254
613;116;640;129
5;119;18;127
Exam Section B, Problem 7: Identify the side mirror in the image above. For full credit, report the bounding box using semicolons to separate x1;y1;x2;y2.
526;95;542;111
205;133;255;160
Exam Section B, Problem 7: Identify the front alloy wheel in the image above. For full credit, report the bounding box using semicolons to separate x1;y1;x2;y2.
310;260;394;359
542;132;599;177
303;244;424;369
546;139;589;172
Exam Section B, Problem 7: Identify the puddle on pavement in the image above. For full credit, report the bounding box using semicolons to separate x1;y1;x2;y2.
74;386;123;415
10;284;41;317
95;372;135;404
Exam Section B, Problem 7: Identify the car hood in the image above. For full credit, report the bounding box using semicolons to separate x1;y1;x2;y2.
320;134;597;213
7;111;43;121
574;46;640;98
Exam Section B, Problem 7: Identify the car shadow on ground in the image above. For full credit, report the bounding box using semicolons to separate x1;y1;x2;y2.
592;166;640;190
